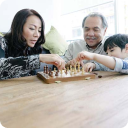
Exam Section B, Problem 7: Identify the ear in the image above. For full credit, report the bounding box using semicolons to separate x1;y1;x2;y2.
125;44;128;53
103;28;107;35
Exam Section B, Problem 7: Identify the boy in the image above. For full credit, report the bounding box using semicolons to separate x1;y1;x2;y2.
75;34;128;74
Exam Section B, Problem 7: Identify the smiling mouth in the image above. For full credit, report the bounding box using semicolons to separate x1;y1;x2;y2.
86;37;97;40
87;39;96;42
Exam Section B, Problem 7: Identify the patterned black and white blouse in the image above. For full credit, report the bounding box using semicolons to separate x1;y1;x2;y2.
0;36;40;80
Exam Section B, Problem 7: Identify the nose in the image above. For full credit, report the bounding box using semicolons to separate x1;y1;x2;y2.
107;52;111;56
34;30;40;37
87;30;94;36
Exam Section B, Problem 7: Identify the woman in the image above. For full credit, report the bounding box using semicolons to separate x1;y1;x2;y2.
0;9;65;80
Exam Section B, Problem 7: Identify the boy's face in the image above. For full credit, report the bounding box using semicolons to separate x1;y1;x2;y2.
106;46;125;59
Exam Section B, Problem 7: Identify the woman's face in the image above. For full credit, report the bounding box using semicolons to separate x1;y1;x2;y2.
23;15;42;47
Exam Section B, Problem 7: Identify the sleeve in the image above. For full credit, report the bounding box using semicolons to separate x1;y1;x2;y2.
93;61;109;71
0;44;5;58
114;58;128;74
0;36;5;58
0;55;40;79
0;36;41;79
94;57;128;74
63;43;73;63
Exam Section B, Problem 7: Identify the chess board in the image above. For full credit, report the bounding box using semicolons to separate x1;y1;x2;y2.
37;70;96;84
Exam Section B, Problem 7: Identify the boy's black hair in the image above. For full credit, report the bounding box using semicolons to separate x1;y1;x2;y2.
104;34;128;52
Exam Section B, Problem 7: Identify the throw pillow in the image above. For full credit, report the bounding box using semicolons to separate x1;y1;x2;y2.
43;26;68;55
0;32;4;37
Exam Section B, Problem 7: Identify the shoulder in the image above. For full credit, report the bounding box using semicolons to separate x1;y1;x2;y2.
68;39;85;47
0;36;7;51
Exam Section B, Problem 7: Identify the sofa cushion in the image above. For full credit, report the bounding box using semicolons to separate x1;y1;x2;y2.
0;32;4;37
43;26;68;55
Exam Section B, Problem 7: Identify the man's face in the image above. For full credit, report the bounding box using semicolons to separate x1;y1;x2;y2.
83;16;107;49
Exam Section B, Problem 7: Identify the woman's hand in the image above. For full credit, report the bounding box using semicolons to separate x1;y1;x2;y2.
39;54;65;70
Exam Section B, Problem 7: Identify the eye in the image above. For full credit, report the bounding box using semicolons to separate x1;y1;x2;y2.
94;29;99;31
29;28;35;30
84;28;89;32
110;49;114;52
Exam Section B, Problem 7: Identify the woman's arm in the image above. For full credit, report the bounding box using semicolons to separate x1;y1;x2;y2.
0;55;40;79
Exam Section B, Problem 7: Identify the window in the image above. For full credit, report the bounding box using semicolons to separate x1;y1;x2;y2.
61;1;115;40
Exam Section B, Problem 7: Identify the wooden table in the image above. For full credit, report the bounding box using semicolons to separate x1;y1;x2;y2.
0;71;128;128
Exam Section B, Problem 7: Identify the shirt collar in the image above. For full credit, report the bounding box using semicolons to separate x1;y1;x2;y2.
86;41;102;50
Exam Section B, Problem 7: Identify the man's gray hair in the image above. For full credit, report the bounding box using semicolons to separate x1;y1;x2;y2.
82;12;108;28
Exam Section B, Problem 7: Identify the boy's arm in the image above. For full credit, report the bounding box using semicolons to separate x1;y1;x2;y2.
76;51;116;70
93;54;116;70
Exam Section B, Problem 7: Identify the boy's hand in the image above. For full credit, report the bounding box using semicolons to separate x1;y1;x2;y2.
76;51;95;62
84;62;96;72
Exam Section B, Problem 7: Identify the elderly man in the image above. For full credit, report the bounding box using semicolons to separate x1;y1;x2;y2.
63;12;108;66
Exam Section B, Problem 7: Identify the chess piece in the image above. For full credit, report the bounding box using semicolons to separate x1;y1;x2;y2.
54;67;56;72
65;69;68;74
67;67;69;71
74;64;76;70
70;65;72;70
46;65;48;74
70;70;73;75
60;69;62;74
49;67;52;76
78;62;80;72
50;71;54;77
44;66;46;73
82;66;84;74
72;68;74;74
55;71;59;76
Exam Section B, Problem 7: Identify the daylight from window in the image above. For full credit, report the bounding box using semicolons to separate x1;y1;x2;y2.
61;0;128;41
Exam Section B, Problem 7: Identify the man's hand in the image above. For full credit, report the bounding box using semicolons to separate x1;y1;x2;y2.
84;62;96;72
66;59;84;67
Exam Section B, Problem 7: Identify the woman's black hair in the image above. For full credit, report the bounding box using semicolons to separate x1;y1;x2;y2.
104;34;128;52
4;8;45;57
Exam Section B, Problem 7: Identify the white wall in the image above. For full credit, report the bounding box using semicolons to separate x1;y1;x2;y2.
61;0;112;15
0;0;113;34
0;0;57;33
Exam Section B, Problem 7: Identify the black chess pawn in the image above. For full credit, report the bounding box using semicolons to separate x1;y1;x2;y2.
44;66;46;73
55;71;59;76
46;65;48;74
49;68;52;76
